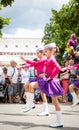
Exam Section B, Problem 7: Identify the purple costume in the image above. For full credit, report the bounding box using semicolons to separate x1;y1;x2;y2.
74;80;79;89
28;56;63;97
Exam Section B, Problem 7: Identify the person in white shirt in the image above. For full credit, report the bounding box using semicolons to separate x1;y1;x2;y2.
7;60;18;103
17;67;30;103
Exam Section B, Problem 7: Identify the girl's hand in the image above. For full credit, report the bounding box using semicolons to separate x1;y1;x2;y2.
23;92;26;99
61;67;66;71
20;56;26;62
39;73;46;78
47;77;51;81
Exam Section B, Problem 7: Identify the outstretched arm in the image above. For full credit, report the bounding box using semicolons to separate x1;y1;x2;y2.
20;56;26;62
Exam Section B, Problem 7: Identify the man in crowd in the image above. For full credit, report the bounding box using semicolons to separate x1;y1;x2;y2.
7;60;18;103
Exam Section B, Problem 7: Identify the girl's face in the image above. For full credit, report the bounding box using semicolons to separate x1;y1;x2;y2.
69;59;75;65
64;61;69;67
37;52;43;58
52;48;56;56
44;49;52;58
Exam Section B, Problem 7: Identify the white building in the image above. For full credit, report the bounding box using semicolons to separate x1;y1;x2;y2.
0;37;43;65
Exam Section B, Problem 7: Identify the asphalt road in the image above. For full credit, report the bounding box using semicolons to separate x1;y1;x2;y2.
0;103;79;130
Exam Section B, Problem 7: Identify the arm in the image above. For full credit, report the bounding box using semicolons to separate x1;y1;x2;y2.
66;64;79;70
26;59;46;66
20;56;26;62
60;70;69;76
26;60;37;66
49;59;61;79
20;56;37;66
7;68;13;86
7;76;13;86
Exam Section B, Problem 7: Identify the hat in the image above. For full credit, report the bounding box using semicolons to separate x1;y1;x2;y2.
10;60;17;63
44;42;56;49
36;47;44;53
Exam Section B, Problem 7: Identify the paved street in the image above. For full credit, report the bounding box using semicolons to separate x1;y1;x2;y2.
0;103;79;130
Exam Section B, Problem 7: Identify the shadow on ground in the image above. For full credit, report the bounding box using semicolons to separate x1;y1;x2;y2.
0;121;79;130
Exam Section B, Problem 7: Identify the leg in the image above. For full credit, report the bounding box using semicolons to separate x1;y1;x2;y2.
62;80;69;103
41;92;47;102
29;82;39;93
52;96;61;111
8;85;13;103
37;92;49;116
23;82;30;100
22;82;30;108
23;82;38;112
69;84;79;107
50;96;63;128
13;84;18;103
24;82;30;92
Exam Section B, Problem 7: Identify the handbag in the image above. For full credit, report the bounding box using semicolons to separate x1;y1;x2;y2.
5;68;15;84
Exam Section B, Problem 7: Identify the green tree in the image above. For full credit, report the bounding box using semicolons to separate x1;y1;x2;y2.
0;0;14;37
43;0;79;62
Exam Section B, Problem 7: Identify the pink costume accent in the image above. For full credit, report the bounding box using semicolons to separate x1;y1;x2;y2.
45;56;61;79
22;64;31;68
66;64;79;70
23;59;46;73
22;57;61;79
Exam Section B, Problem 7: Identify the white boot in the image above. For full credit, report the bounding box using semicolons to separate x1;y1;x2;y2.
37;102;49;116
22;92;29;109
50;111;63;128
23;93;35;112
71;92;79;107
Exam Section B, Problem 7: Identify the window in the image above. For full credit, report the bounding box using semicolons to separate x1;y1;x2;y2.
5;45;8;48
24;53;26;55
25;45;28;48
35;45;38;48
15;45;18;48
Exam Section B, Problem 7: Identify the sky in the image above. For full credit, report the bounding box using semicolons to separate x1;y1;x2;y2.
0;0;69;38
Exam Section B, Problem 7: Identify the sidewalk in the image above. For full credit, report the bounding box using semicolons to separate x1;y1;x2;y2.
0;103;79;130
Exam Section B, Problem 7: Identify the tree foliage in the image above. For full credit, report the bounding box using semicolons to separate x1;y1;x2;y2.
42;0;79;62
0;0;14;37
0;0;14;7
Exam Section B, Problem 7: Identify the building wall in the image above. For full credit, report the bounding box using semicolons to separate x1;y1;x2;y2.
0;38;43;64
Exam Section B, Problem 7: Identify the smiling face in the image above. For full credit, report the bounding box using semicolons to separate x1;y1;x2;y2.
44;48;52;58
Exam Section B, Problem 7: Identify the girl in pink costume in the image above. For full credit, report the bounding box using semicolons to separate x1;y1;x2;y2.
22;44;63;128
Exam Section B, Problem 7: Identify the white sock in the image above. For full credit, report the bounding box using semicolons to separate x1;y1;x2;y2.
56;111;63;124
29;93;34;104
43;102;48;112
71;92;78;101
25;92;30;104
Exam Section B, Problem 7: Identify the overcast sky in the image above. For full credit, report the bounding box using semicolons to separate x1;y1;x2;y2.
0;0;69;38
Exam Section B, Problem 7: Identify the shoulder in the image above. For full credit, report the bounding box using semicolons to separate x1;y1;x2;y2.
8;67;12;71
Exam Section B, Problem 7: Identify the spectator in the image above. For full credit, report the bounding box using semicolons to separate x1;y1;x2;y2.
0;67;8;85
0;67;8;102
60;61;70;103
7;60;18;103
17;66;30;103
